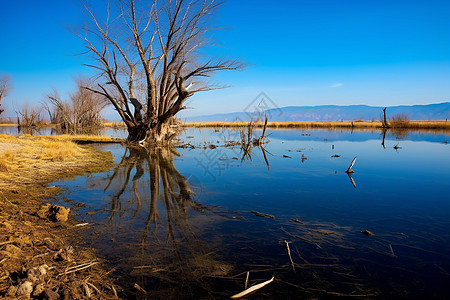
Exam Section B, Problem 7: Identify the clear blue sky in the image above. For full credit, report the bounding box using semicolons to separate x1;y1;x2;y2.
1;0;449;119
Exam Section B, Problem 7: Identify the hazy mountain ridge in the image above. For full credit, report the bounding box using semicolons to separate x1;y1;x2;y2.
184;102;450;122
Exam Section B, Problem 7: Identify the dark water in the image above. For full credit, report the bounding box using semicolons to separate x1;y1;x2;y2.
52;128;449;299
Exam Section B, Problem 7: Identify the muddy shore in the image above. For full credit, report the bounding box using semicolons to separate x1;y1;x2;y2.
0;134;121;299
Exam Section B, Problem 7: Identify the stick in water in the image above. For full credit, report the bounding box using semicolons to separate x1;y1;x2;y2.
346;156;357;173
231;276;275;299
389;244;396;258
285;240;296;272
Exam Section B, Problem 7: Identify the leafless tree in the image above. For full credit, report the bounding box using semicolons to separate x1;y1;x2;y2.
17;104;44;128
75;0;243;145
0;74;12;116
45;77;108;132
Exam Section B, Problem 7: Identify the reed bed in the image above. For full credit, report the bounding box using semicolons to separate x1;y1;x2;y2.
183;120;450;130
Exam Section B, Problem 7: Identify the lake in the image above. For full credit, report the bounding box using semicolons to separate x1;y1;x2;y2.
49;127;449;299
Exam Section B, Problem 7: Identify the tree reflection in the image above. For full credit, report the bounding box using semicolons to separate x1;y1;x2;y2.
102;146;230;297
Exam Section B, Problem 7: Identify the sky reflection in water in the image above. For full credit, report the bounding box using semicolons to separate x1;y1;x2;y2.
54;128;450;299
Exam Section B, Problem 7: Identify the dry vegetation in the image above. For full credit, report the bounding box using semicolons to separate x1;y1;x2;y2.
183;120;450;130
0;134;121;298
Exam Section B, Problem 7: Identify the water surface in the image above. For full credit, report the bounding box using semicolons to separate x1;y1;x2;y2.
54;128;450;299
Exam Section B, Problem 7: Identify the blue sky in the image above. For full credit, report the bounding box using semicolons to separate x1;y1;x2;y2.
0;0;449;119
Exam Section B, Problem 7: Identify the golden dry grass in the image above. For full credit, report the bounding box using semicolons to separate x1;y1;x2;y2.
0;134;116;189
103;121;126;127
183;120;450;129
0;159;8;172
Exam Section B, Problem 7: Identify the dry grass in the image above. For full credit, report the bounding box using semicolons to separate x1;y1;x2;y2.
0;159;8;172
183;120;450;129
0;134;117;186
103;121;126;128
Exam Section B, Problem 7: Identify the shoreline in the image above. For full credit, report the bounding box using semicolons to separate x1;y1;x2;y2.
2;120;449;130
0;134;120;299
182;120;450;130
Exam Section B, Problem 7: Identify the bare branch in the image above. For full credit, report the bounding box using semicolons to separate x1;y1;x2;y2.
75;0;243;143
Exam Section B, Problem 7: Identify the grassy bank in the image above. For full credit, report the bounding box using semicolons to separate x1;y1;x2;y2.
0;134;120;298
183;120;450;130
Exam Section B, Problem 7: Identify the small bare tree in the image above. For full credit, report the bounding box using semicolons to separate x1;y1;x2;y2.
46;77;108;132
17;104;43;128
75;0;243;145
0;75;12;116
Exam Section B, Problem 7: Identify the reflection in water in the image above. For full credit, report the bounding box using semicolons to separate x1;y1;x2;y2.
238;125;270;169
99;146;231;297
381;128;387;149
389;128;410;140
347;173;357;188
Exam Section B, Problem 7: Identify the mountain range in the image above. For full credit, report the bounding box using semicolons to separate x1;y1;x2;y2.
184;102;450;122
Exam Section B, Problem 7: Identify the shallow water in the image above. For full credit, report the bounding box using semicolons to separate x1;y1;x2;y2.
53;128;449;299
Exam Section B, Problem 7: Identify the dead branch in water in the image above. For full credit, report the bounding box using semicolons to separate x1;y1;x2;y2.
389;244;397;258
250;211;275;219
285;240;296;272
346;156;357;173
254;115;268;146
230;276;274;299
134;283;147;294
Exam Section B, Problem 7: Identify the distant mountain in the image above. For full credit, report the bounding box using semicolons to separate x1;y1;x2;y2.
184;102;450;122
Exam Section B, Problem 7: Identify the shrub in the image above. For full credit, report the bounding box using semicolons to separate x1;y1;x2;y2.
389;113;410;128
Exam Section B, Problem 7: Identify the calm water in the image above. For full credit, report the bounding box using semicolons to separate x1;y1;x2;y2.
52;128;449;299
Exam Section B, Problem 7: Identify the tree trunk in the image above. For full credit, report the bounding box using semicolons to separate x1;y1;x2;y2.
382;107;390;128
127;117;178;146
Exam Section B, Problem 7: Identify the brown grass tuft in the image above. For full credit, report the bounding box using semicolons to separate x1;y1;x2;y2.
0;159;9;171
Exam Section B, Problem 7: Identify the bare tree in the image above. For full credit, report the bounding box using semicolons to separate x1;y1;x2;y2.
17;104;43;128
75;0;243;145
46;77;108;132
0;75;12;116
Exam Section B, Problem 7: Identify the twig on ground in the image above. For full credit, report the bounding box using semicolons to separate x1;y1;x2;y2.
58;261;99;276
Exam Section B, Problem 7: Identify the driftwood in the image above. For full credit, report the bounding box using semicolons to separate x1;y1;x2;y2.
291;219;304;224
134;283;147;294
58;261;99;276
250;211;275;219
231;276;274;299
389;244;397;258
361;230;374;236
346;156;357;173
285;240;296;272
